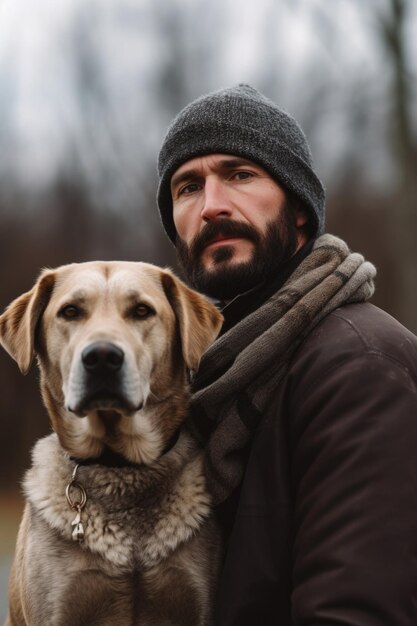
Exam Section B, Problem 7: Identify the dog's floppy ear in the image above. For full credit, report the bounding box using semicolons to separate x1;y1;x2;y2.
161;270;223;371
0;270;56;374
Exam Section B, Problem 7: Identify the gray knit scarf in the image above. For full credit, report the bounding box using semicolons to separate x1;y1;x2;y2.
189;234;376;505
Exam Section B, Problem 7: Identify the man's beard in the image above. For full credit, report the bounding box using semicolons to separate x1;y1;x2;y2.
175;201;299;300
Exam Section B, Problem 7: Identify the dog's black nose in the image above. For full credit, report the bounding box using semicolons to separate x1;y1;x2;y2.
82;342;124;374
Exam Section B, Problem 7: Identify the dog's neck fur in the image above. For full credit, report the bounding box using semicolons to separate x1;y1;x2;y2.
69;428;181;469
25;430;211;571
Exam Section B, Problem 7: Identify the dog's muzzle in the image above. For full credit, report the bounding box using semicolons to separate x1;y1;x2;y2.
69;341;139;416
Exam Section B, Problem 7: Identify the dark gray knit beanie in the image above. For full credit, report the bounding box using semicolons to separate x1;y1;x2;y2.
157;84;325;243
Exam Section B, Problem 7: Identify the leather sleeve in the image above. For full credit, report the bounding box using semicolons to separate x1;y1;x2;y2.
289;348;417;625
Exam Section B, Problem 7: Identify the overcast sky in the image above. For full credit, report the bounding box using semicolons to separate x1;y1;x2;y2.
0;0;416;202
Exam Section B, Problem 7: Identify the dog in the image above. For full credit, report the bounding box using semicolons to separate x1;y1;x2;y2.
0;261;223;626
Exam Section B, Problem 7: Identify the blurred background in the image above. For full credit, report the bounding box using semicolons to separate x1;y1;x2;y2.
0;0;416;617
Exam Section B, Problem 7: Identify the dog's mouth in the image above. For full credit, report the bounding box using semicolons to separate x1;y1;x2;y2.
69;391;141;418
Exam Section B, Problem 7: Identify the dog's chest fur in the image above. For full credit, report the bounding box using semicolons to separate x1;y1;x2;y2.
18;432;219;625
24;432;211;572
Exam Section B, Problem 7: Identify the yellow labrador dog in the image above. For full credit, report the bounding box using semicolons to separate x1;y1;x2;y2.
0;261;223;626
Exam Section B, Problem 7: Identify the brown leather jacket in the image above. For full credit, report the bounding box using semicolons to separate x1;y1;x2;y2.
214;302;417;625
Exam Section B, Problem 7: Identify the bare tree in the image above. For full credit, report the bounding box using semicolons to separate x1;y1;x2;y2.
377;0;417;330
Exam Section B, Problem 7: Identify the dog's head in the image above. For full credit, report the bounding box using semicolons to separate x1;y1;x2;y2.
0;262;223;463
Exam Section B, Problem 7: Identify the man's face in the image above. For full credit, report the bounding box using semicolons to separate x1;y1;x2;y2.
171;154;308;299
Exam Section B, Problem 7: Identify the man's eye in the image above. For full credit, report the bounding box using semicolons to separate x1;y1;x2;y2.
179;182;200;195
232;171;252;181
58;305;82;320
132;304;154;319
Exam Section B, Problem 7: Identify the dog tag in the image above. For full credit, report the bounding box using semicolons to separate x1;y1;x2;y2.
72;510;81;527
66;464;88;544
72;511;85;542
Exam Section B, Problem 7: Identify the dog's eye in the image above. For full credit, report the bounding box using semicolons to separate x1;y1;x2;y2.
58;305;82;320
132;304;154;319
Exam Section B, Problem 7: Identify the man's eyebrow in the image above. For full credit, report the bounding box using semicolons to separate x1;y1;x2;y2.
171;168;200;190
171;158;257;190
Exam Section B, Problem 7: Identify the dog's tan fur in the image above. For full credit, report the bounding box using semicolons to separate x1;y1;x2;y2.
0;261;223;626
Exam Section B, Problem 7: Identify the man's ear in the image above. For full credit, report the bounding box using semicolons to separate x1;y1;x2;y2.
161;269;223;371
0;270;56;374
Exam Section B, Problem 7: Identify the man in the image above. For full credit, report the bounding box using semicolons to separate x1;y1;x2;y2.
156;84;417;625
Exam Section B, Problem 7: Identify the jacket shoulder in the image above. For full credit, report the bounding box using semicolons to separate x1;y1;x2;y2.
288;302;417;389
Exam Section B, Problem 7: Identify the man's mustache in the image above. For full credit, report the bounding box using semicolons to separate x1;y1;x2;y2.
189;219;260;258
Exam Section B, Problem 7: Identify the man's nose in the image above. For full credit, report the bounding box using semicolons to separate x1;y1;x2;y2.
200;178;233;222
